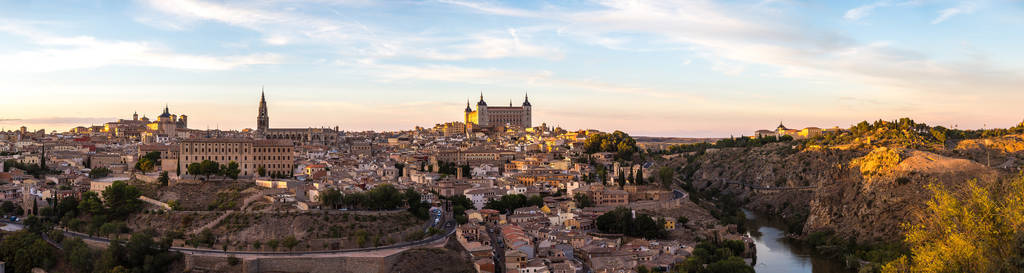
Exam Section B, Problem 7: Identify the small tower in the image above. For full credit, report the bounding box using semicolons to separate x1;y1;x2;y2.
133;111;138;121
476;92;488;127
522;92;532;128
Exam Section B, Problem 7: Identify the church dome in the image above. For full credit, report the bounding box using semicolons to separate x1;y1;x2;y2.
159;105;172;118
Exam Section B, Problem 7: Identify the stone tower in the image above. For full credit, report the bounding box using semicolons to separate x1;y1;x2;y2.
257;89;269;133
476;93;488;127
522;92;532;128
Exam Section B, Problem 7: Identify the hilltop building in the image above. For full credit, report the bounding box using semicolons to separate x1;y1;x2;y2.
755;122;842;139
464;93;532;131
101;106;187;141
255;91;340;146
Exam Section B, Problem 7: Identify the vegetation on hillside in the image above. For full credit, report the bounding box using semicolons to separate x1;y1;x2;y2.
484;194;544;214
595;207;667;239
584;131;638;161
808;118;1024;149
881;177;1024;273
186;160;241;179
664;135;793;154
673;240;754;273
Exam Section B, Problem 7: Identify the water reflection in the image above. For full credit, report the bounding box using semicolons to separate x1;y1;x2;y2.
743;209;853;273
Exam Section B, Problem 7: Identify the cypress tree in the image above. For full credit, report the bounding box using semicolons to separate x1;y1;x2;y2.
40;145;46;170
637;166;644;185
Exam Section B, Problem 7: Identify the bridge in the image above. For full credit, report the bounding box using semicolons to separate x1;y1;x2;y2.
721;180;817;193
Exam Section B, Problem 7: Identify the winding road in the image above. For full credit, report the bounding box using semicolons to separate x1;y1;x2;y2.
14;209;456;259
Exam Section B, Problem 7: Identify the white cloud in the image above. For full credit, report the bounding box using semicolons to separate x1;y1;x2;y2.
0;23;281;72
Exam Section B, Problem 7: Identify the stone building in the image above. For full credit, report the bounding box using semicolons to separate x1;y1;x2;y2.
464;93;532;130
179;138;294;177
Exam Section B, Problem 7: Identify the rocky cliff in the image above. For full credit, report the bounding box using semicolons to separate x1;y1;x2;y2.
685;141;1006;243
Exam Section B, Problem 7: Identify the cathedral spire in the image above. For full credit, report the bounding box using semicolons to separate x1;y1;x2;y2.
258;88;269;132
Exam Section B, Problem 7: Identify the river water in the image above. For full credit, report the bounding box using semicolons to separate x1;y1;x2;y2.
743;209;853;273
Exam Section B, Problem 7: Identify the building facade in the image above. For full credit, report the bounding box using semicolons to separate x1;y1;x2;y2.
465;93;532;129
179;138;294;177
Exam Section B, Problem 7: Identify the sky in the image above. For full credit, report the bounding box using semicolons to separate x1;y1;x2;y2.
0;0;1022;137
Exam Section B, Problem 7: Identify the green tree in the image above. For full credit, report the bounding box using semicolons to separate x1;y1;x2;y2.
617;169;626;188
158;171;169;187
187;162;201;176
223;161;241;179
0;231;56;273
78;191;104;215
101;181;142;220
282;236;299;251
596;207;666;239
89;167;112;179
200;160;219;179
636;165;645;185
62;237;94;273
257;166;266;177
320;188;343;209
573;193;594;208
658;167;675;189
135;158;155;174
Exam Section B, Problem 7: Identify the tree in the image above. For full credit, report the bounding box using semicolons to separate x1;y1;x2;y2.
320;188;342;209
223;161;241;179
78;191;104;215
101;181;142;219
158;171;169;187
658;167;674;189
573;193;594;208
200;160;219;179
89;167;112;179
40;145;46;170
0;231;56;273
267;239;279;251
257;166;266;177
636;165;645;185
187;163;201;176
596;207;666;239
617;169;626;188
882;178;1024;273
135;158;155;174
282;236;299;251
62;237;93;273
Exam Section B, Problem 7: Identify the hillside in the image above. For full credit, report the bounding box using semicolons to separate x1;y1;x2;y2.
671;120;1024;244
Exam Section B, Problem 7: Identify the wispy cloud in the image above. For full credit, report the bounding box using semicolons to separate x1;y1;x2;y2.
932;1;978;24
441;0;1021;96
142;0;561;61
0;117;115;125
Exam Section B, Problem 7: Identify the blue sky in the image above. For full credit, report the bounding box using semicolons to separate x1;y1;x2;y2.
0;0;1022;137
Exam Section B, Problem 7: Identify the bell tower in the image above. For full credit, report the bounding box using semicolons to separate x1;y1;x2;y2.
257;88;269;133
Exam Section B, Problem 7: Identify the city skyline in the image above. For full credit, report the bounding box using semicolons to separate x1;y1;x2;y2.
2;0;1023;137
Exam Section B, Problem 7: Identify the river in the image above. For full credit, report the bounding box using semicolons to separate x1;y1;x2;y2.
743;209;853;273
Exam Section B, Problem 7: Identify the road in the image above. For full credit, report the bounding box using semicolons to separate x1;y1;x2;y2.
10;209;457;259
486;224;506;273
